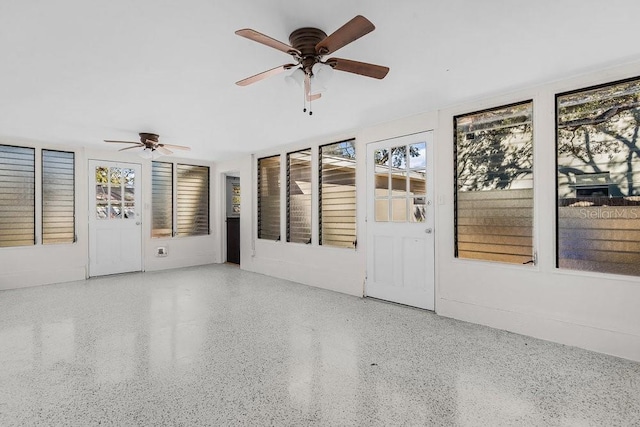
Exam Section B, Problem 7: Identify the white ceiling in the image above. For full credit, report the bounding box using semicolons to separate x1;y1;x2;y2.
1;0;639;161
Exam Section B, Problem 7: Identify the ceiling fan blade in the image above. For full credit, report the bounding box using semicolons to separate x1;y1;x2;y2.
157;146;173;155
160;143;191;151
326;58;389;79
104;140;139;144
315;15;375;56
307;93;321;101
118;145;143;152
235;29;301;56
236;63;296;86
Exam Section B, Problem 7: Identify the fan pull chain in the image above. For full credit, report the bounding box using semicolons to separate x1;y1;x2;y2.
308;77;313;116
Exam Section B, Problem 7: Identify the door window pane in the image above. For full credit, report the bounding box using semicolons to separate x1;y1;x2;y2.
455;101;534;264
557;78;640;276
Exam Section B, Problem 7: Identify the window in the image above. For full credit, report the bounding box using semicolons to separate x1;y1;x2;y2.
257;155;280;240
0;145;35;247
454;101;534;264
319;140;356;248
374;142;427;223
151;162;173;237
177;164;209;236
287;149;312;243
42;150;74;244
151;162;209;238
557;77;640;276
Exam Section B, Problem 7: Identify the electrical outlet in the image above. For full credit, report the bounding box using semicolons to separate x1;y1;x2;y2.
156;247;167;257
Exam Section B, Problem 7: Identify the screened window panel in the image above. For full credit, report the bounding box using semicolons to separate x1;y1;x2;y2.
152;161;173;238
176;164;209;236
0;145;35;247
287;149;312;244
42;150;74;244
557;78;640;276
455;101;534;264
319;140;356;248
258;155;280;240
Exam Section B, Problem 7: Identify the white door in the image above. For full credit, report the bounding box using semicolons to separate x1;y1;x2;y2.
366;132;435;310
89;160;142;276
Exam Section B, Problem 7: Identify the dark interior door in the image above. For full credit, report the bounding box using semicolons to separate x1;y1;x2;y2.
226;217;240;264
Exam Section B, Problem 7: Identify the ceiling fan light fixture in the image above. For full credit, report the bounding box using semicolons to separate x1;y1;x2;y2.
138;148;154;159
285;68;305;87
312;62;334;86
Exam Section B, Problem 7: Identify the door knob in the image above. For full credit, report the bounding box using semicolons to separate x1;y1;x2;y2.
136;221;141;225
425;228;433;234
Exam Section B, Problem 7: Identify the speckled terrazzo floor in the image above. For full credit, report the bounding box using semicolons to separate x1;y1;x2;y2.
0;265;639;426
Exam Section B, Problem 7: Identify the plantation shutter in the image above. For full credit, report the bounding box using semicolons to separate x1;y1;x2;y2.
258;155;281;240
42;150;75;244
151;161;173;237
176;164;209;236
0;145;35;247
319;140;356;248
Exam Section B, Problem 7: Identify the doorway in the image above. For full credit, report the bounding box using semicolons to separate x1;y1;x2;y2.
365;132;435;310
225;174;241;264
88;160;142;276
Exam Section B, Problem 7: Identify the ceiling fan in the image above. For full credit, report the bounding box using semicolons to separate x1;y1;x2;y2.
235;15;389;113
104;133;191;157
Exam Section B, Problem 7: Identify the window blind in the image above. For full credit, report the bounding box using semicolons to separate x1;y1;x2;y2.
176;164;209;236
151;161;173;238
42;150;74;244
455;101;534;264
0;145;35;247
287;149;312;244
319;140;356;248
258;155;281;240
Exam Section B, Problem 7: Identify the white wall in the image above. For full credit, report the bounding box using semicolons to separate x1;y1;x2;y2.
0;145;217;290
228;61;640;362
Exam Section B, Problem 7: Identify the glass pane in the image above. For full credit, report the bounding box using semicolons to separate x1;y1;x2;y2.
96;185;108;202
287;149;312;244
0;145;35;247
374;149;389;166
409;170;426;195
455;101;534;264
152;161;173;238
110;186;122;203
96;204;108;219
410;198;426;223
390;146;407;169
258;156;280;240
375;199;389;222
110;168;122;185
391;171;406;193
409;143;426;169
319;139;356;248
557;78;640;276
375;172;389;192
42;150;75;244
124;204;135;219
123;168;135;186
392;198;407;222
95;167;108;184
110;204;122;219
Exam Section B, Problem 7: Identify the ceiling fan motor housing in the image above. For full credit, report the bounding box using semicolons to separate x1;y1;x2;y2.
289;28;328;73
